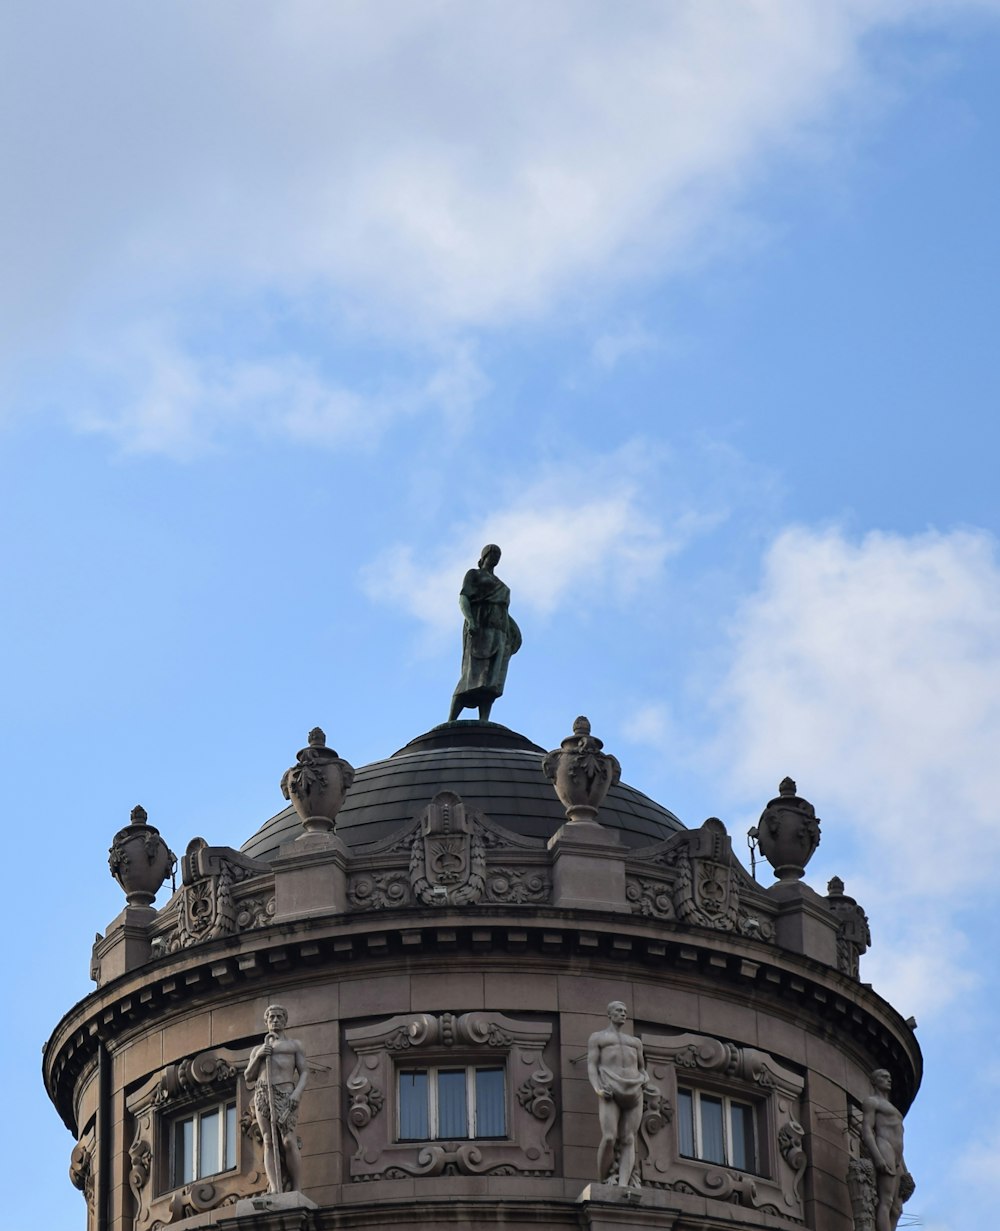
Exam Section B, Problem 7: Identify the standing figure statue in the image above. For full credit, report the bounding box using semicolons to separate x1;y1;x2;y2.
448;544;522;722
587;1001;649;1189
245;1005;309;1194
861;1068;912;1231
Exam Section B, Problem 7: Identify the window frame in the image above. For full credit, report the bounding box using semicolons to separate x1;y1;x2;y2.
638;1028;806;1218
344;1010;556;1181
676;1086;761;1175
396;1062;508;1142
168;1096;239;1189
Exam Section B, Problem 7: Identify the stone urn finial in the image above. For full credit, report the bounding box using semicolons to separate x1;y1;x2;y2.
542;715;621;825
108;805;176;907
281;727;356;836
748;777;821;882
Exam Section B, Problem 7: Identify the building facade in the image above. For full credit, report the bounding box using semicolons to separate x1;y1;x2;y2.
45;716;918;1231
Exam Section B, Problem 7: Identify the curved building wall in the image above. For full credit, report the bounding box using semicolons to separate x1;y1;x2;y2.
45;724;919;1231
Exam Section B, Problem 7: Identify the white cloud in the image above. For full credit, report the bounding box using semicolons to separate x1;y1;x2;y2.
708;524;1000;1015
74;330;487;458
7;2;997;451
362;448;718;638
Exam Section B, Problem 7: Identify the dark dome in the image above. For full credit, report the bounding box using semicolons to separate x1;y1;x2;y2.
242;720;684;861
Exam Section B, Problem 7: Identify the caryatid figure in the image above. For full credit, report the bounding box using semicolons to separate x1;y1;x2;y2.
861;1068;909;1231
245;1005;309;1193
587;1001;648;1188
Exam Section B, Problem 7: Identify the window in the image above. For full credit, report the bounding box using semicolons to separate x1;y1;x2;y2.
169;1100;237;1188
677;1088;758;1173
398;1066;506;1141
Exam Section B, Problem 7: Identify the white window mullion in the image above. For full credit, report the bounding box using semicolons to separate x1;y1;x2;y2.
466;1066;476;1137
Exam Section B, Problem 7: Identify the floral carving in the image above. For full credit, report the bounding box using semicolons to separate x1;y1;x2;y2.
347;1074;385;1130
778;1118;806;1202
483;867;551;903
348;872;411;911
626;878;676;919
69;1140;94;1208
129;1137;152;1215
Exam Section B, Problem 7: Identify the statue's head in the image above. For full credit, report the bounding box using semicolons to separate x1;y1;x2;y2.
265;1004;288;1029
872;1068;891;1091
479;543;501;569
607;1000;628;1024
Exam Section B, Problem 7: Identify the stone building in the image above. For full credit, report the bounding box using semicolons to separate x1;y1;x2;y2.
44;561;918;1230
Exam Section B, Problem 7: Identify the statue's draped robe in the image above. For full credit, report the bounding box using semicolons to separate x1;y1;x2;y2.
453;568;521;710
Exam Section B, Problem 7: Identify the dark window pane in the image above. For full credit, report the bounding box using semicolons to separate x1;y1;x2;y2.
173;1117;194;1187
437;1070;468;1139
730;1102;756;1172
399;1070;429;1140
475;1068;506;1138
701;1095;725;1164
225;1103;237;1171
677;1089;695;1158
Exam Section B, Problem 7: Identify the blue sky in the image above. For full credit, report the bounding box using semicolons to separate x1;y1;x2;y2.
7;4;1000;1226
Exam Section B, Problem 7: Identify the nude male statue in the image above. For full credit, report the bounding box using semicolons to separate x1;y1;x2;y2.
245;1004;309;1193
861;1068;906;1231
587;1001;649;1188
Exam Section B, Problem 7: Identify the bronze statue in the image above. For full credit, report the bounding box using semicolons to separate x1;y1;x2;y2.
448;544;521;722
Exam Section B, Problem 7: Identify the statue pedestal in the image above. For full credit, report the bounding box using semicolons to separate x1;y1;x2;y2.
93;905;156;983
273;834;349;921
767;879;839;966
547;821;628;913
234;1191;317;1216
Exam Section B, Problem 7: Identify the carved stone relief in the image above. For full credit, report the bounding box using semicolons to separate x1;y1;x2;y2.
344;1010;556;1181
626;819;776;941
347;791;551;913
826;877;872;980
69;1132;95;1213
410;792;486;905
158;839;273;953
125;1046;266;1229
638;1028;806;1221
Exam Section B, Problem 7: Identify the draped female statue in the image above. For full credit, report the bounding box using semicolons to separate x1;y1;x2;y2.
448;544;521;722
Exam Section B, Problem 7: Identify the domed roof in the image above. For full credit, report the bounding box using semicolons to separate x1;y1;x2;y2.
242;720;684;861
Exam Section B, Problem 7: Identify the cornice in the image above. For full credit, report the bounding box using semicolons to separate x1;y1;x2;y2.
43;904;921;1134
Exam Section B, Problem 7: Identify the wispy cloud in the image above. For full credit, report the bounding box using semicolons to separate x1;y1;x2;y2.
703;524;1000;1016
361;446;721;640
74;329;487;459
9;2;999;451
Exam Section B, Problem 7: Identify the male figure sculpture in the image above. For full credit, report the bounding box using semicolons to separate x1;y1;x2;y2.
861;1068;907;1231
587;1001;648;1188
245;1004;309;1193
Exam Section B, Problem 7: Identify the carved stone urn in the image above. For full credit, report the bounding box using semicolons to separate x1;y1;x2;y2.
281;727;356;835
542;716;621;824
749;777;821;881
108;805;176;907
